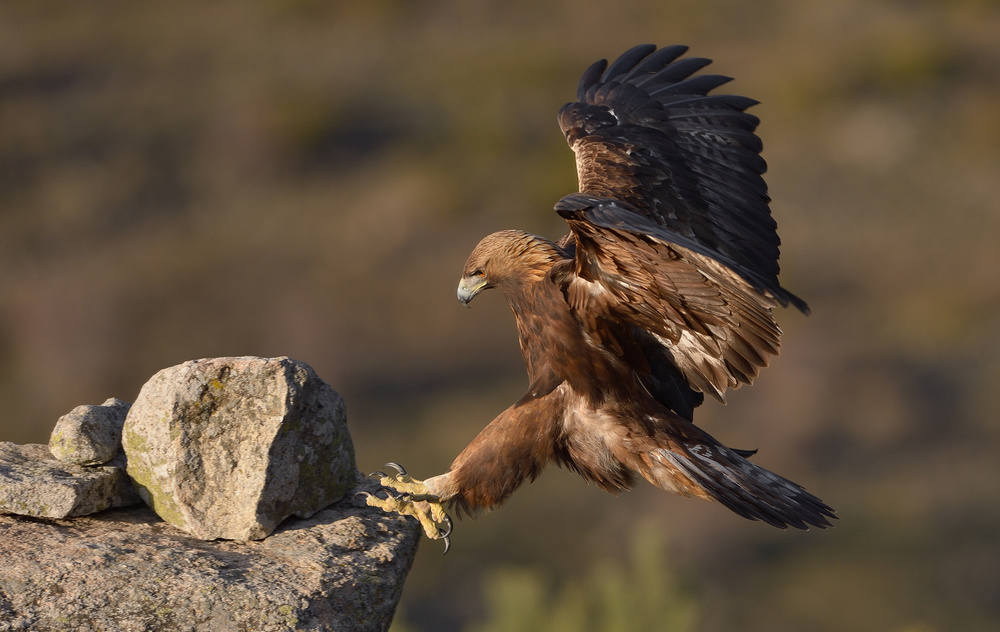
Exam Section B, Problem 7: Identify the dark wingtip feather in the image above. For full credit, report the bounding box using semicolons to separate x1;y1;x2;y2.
627;45;690;79
644;56;713;88
602;44;657;82
775;288;810;315
789;292;811;315
577;59;608;101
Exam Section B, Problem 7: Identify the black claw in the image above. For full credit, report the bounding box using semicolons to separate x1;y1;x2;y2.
367;470;387;480
440;514;454;539
354;491;372;500
382;462;407;476
436;514;453;554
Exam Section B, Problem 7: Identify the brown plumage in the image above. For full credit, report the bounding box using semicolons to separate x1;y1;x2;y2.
382;44;834;532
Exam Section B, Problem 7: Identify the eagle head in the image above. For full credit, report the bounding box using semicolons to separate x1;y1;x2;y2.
457;230;563;306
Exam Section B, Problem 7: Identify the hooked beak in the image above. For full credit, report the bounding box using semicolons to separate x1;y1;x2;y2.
457;276;488;307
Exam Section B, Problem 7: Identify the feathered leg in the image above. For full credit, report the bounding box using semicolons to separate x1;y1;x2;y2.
365;395;562;550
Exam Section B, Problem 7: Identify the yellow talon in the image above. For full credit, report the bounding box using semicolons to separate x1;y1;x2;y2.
364;463;453;553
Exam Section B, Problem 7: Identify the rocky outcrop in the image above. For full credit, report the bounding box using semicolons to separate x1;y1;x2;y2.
0;442;140;518
0;477;421;632
123;357;357;541
0;356;418;631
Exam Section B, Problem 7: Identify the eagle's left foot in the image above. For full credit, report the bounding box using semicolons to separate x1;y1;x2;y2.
360;462;453;553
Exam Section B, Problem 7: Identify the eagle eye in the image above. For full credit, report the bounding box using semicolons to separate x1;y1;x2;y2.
472;268;485;278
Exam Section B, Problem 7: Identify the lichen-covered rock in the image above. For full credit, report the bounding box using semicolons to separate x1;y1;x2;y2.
0;478;421;632
0;443;141;518
49;397;131;466
123;356;356;541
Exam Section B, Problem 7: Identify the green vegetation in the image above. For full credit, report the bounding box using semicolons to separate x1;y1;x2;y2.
468;525;696;632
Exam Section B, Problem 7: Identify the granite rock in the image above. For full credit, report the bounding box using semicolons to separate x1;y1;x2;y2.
123;356;357;541
0;476;421;632
0;443;141;518
49;397;131;466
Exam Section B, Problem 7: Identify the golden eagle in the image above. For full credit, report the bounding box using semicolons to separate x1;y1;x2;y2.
364;44;835;550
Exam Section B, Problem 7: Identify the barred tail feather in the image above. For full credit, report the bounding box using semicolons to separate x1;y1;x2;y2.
651;443;836;529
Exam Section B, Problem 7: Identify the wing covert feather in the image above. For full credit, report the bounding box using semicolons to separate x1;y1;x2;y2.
555;194;786;401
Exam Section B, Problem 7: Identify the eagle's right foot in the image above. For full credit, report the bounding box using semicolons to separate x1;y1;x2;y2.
360;463;453;553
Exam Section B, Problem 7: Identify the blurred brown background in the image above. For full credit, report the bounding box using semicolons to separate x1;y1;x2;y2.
2;1;998;631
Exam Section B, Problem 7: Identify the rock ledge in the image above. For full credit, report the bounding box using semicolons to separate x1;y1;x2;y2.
0;477;420;632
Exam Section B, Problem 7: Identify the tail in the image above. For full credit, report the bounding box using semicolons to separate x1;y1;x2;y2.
649;442;836;530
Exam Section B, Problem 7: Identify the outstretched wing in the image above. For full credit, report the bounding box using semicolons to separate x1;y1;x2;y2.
555;45;807;402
